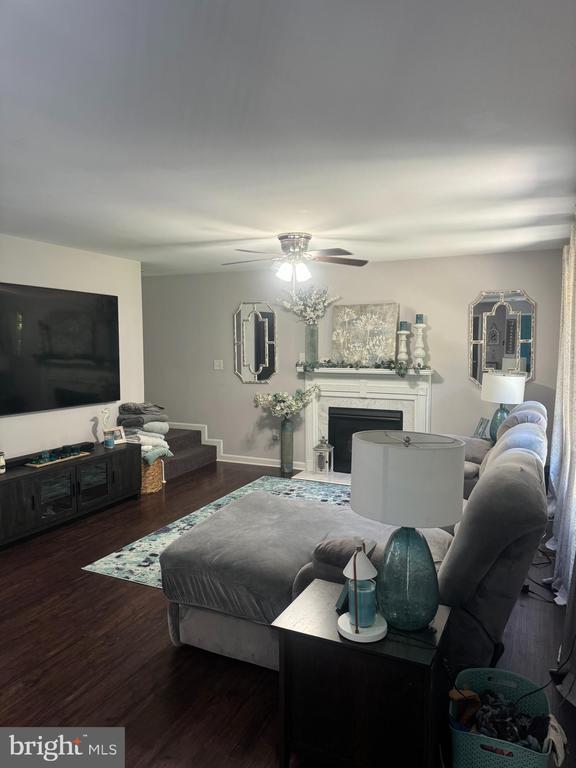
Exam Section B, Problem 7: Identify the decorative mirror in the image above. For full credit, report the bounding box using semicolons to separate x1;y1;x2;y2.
469;290;536;386
233;302;277;383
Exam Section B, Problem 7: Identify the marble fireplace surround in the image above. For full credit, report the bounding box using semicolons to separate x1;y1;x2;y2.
300;368;433;473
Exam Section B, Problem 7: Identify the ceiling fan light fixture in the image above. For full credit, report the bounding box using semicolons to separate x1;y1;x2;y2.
276;262;293;282
295;262;312;282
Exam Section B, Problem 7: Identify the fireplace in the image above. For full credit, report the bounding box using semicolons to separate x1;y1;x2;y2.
328;407;403;473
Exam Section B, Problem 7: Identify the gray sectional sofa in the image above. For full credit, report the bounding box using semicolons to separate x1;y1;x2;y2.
160;401;548;673
460;400;548;498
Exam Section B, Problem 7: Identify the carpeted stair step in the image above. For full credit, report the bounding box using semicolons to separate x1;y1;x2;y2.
165;428;201;452
164;443;217;480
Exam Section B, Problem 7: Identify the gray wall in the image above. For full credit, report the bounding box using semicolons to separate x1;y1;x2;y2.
143;249;561;465
0;234;144;458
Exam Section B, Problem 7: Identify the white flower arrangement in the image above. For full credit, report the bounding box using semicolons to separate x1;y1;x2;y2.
281;287;340;326
254;385;320;419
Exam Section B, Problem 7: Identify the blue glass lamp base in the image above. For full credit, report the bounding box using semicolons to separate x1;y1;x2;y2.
489;404;510;442
377;527;439;631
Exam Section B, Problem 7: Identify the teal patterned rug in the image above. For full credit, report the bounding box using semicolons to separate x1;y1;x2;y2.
83;476;351;589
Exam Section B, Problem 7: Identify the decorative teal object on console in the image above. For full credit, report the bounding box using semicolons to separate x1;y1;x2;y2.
377;527;439;631
351;430;465;631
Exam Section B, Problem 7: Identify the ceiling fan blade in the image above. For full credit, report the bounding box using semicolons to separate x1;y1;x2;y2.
221;257;277;265
235;248;282;255
307;247;354;257
313;256;368;266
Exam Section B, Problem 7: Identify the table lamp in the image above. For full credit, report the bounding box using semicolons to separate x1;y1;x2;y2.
351;431;465;631
481;372;526;442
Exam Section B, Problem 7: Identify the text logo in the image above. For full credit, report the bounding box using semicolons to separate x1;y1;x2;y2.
0;728;124;767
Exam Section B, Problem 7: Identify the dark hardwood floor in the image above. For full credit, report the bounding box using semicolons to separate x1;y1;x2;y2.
500;550;575;765
0;462;573;767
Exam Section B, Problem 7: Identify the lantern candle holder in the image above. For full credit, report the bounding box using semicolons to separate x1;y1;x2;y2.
337;545;388;643
313;436;334;474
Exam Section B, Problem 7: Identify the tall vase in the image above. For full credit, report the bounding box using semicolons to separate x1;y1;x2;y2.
280;417;294;477
305;324;319;364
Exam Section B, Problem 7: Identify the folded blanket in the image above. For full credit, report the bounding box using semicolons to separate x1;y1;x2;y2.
135;434;169;448
142;421;170;435
117;413;169;427
142;446;174;465
117;415;144;428
119;402;165;415
129;428;170;440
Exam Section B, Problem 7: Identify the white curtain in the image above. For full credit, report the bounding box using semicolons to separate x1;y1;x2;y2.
548;223;576;706
549;224;576;604
557;549;576;706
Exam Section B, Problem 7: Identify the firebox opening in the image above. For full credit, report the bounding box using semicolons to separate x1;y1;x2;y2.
328;407;403;473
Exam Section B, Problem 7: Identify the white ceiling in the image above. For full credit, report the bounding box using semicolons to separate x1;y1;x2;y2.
1;0;575;275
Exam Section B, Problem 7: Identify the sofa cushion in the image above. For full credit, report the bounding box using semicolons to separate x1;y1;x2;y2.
312;538;377;584
160;491;453;625
479;422;547;476
464;460;480;479
490;422;548;465
496;409;547;440
512;401;548;419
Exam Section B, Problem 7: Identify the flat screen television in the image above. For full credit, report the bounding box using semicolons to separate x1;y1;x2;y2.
0;282;120;417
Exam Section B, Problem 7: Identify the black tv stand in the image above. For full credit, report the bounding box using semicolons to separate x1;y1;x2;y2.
0;443;141;547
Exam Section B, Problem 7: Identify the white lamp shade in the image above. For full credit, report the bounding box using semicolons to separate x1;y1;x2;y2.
481;372;526;405
351;431;465;528
343;549;378;580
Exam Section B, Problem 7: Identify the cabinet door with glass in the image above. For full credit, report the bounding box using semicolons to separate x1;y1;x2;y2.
77;459;111;513
31;469;76;528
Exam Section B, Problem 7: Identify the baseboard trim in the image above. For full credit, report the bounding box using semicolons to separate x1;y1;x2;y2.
170;422;305;471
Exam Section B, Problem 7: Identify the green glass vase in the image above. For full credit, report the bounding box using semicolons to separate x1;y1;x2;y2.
305;324;318;364
280;417;294;477
377;526;439;631
489;403;509;442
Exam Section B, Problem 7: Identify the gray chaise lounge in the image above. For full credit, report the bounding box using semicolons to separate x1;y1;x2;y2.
160;491;452;669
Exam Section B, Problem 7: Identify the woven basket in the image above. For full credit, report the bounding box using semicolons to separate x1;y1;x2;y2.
141;459;163;494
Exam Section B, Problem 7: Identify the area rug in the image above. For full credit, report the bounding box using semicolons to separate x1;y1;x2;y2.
83;475;351;589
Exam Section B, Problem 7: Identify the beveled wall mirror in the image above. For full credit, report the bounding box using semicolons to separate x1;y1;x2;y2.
233;302;277;383
469;290;536;386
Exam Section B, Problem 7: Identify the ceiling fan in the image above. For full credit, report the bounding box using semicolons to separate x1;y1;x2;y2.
221;232;368;284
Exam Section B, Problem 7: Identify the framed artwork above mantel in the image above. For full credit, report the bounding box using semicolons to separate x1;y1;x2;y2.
331;303;399;366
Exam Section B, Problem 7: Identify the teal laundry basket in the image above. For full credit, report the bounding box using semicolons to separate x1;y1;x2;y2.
450;669;552;768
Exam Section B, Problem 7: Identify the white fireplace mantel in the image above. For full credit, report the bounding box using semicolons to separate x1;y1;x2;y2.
299;367;433;472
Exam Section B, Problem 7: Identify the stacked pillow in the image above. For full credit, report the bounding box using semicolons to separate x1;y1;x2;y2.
117;402;168;429
119;406;174;465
